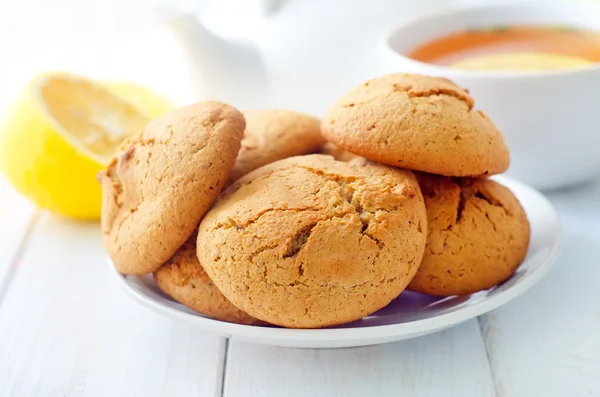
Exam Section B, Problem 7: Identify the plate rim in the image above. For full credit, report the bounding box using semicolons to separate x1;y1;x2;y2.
109;175;562;343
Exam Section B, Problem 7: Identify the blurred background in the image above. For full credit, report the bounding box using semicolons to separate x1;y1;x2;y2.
2;0;596;118
0;0;599;221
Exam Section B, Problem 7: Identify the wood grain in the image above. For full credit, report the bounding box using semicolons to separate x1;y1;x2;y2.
0;212;225;396
224;320;495;397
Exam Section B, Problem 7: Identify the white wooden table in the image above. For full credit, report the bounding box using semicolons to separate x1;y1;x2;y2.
0;173;599;396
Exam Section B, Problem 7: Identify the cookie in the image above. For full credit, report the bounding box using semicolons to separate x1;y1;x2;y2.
408;173;530;296
319;142;359;162
197;154;427;328
154;231;260;325
229;109;325;182
321;73;510;176
100;101;245;275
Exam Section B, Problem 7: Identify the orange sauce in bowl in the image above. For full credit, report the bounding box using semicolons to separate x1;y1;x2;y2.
407;25;600;70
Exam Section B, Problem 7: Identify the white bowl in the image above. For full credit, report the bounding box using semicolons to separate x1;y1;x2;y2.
110;175;561;349
381;4;600;190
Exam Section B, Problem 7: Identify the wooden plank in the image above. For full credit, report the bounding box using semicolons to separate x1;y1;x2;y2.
0;212;225;397
0;176;37;294
225;320;495;397
479;179;600;396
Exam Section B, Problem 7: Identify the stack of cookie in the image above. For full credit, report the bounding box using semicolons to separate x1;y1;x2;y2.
320;74;530;297
101;73;530;329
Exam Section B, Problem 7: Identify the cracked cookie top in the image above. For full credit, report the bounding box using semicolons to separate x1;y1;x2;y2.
100;101;245;275
407;173;530;296
229;109;325;182
321;73;510;177
197;154;427;328
154;230;260;325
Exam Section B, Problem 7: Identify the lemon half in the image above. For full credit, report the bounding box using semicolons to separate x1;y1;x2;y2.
0;73;167;220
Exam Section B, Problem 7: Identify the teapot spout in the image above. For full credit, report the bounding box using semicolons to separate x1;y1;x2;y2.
155;8;270;109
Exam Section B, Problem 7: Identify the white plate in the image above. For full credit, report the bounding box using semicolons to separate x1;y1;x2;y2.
109;175;561;348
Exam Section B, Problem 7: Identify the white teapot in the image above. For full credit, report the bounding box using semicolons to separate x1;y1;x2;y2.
155;0;447;115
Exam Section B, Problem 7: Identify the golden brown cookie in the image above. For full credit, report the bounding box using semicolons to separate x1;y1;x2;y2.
197;154;427;329
229;109;325;182
408;173;530;296
321;73;510;176
154;231;261;325
318;142;359;162
100;101;245;276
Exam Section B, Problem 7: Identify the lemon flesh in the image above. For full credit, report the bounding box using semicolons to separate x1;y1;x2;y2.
0;73;154;220
39;75;150;164
450;52;593;71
